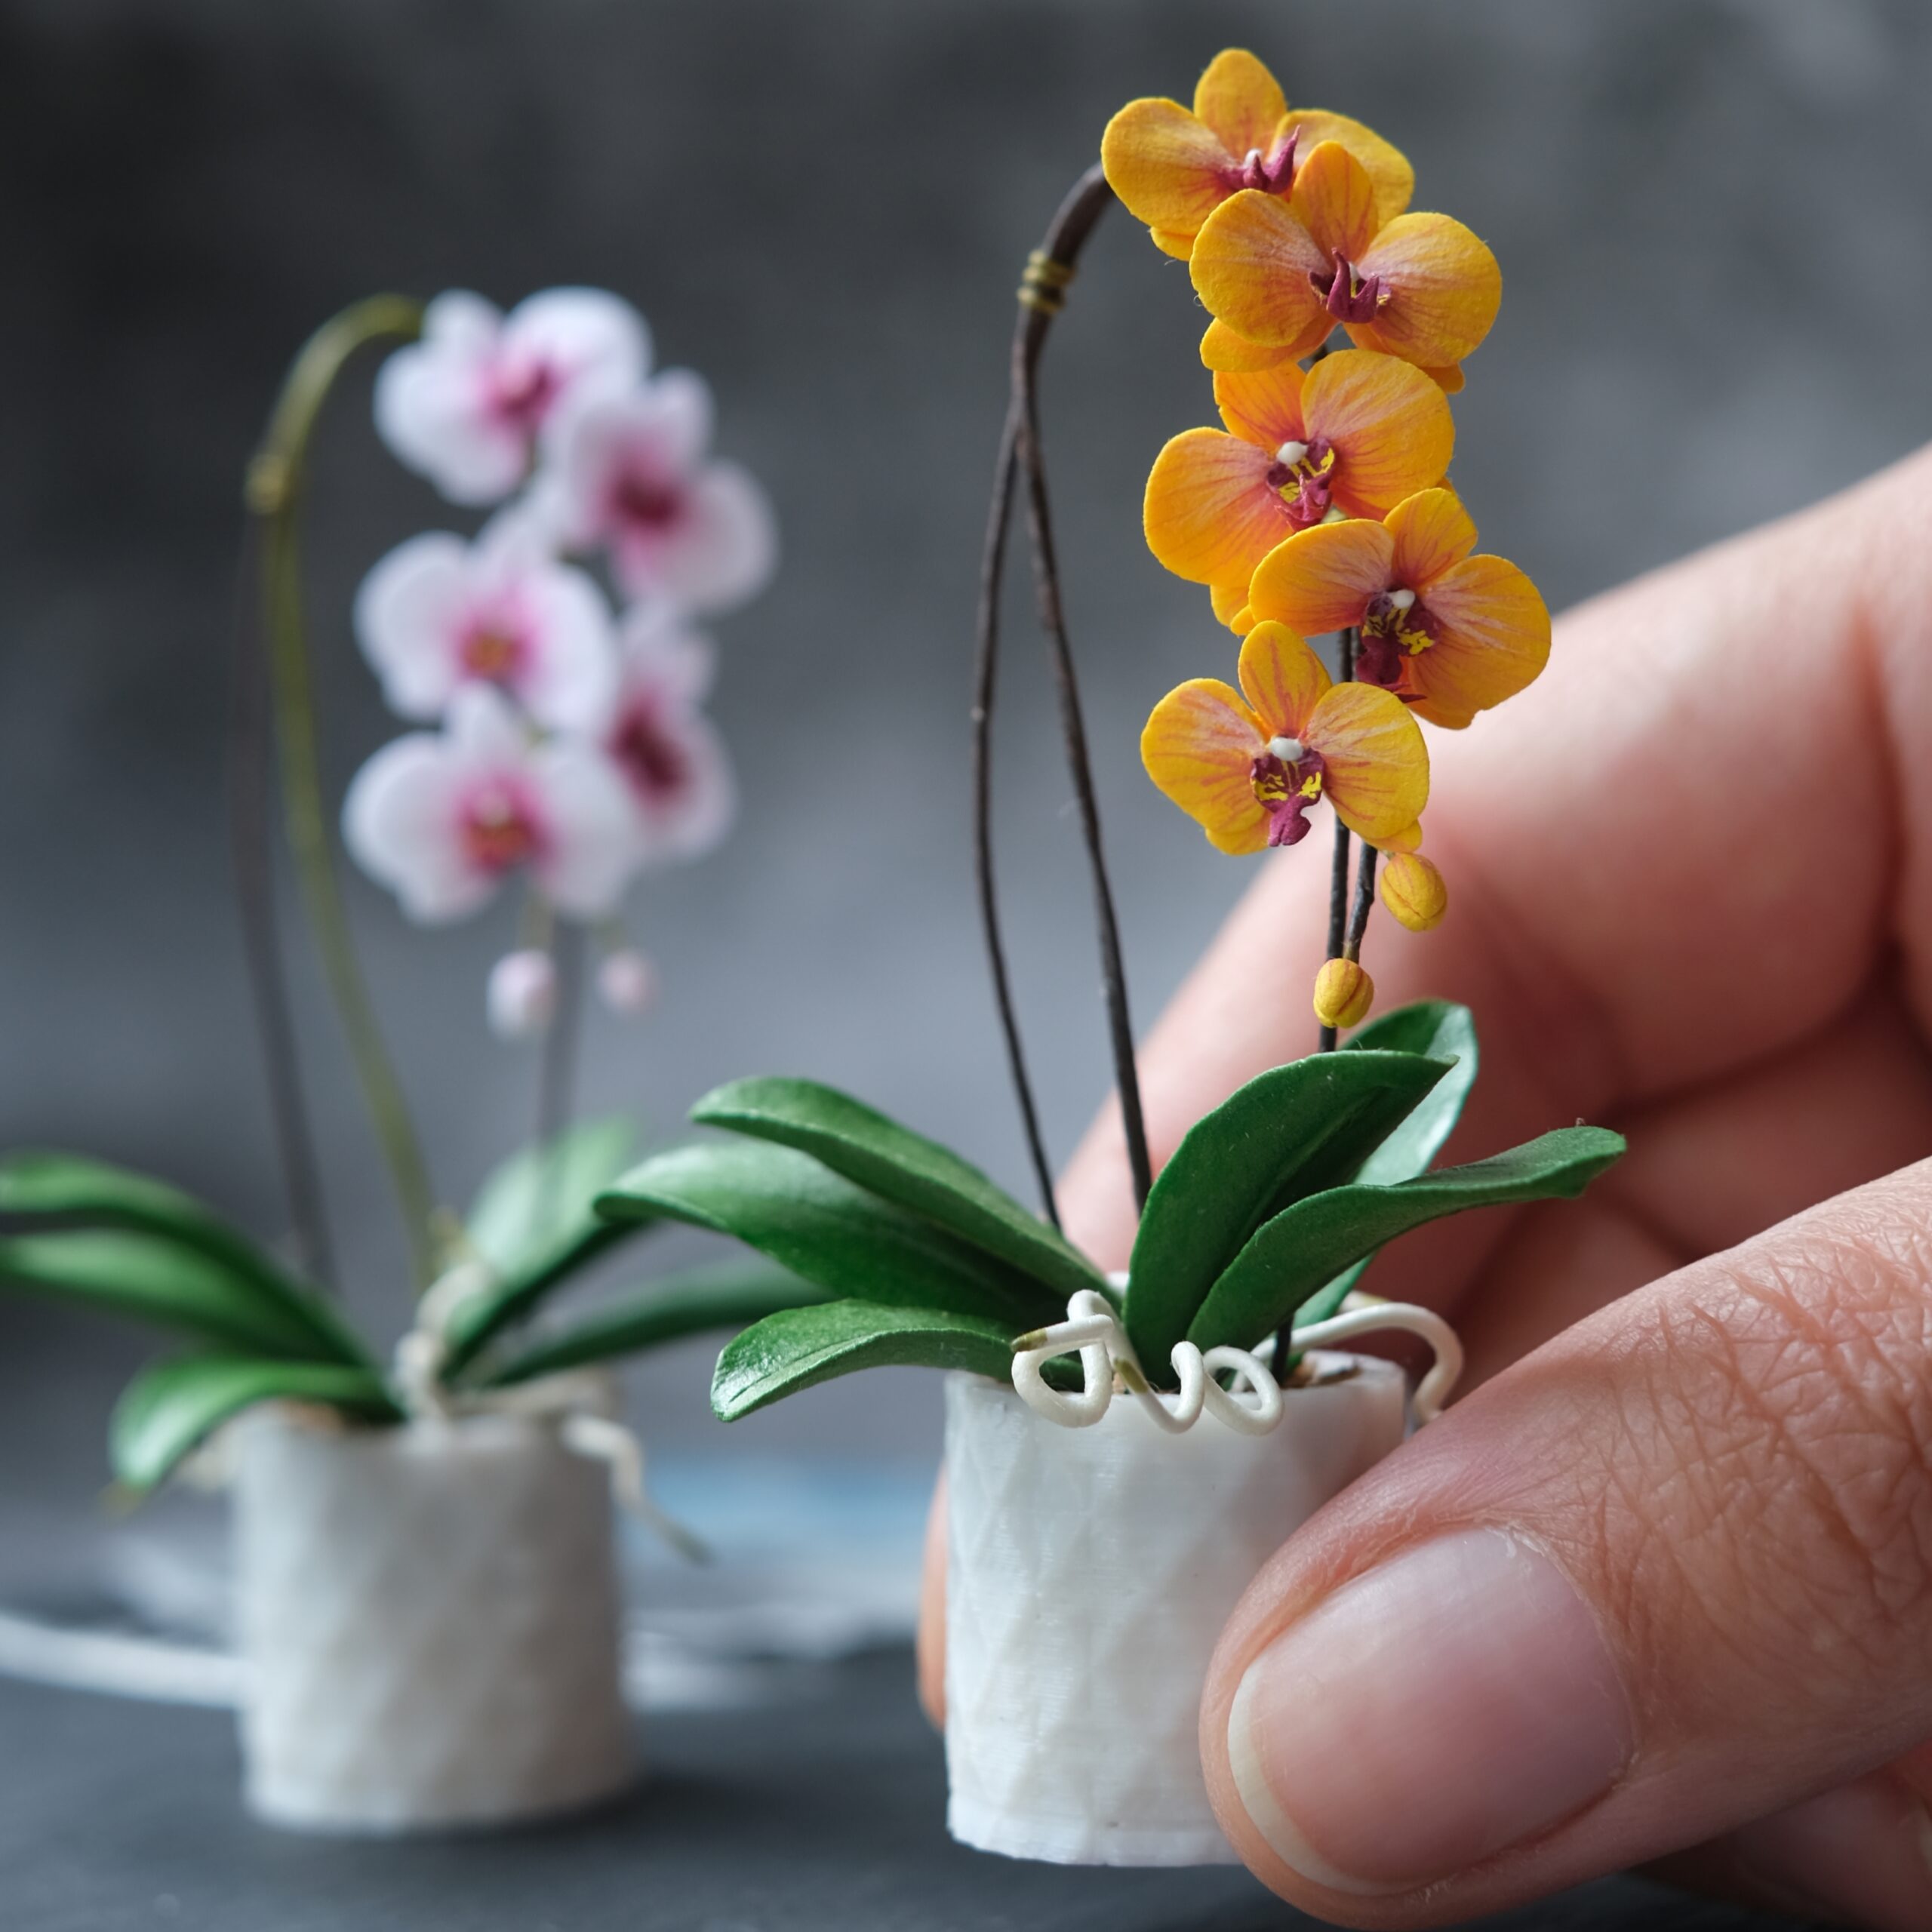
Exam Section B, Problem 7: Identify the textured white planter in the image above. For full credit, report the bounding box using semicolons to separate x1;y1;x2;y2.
231;1403;633;1834
943;1354;1406;1866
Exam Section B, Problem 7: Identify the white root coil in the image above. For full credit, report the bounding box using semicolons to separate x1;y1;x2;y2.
1009;1287;1463;1432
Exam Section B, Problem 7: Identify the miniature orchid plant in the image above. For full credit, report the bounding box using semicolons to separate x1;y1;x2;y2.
0;287;819;1494
590;49;1623;1427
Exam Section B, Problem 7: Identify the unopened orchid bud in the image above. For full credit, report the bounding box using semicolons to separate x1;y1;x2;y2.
1312;957;1374;1031
597;948;657;1016
1379;851;1448;932
487;949;556;1038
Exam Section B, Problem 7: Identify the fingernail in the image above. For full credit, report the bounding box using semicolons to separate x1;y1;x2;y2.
1733;1781;1932;1932
1226;1528;1631;1894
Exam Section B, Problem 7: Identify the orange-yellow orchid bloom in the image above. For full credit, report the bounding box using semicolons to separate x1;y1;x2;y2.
1101;48;1412;263
1142;621;1427;854
1143;350;1454;595
1190;141;1501;384
1248;488;1549;728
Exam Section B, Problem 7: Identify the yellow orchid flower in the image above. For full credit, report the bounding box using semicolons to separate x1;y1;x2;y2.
1142;621;1428;854
1190;140;1500;386
1101;48;1412;263
1248;488;1549;728
1143;349;1454;596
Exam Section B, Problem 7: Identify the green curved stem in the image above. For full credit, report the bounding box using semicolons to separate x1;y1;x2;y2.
245;295;439;1290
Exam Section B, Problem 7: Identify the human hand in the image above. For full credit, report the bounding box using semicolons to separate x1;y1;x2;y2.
918;445;1932;1927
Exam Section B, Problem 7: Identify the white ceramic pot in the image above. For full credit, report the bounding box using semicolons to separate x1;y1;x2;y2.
231;1403;633;1834
943;1354;1406;1866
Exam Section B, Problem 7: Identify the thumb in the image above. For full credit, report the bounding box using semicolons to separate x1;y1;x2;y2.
1201;1156;1932;1929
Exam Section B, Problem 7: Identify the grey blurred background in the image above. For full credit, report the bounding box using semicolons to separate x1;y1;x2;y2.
2;0;1929;1509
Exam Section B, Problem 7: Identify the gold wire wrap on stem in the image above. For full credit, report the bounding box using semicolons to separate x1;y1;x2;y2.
247;295;442;1290
1017;250;1078;315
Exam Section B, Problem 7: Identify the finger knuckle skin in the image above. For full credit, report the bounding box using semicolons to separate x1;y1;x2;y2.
1601;1183;1932;1697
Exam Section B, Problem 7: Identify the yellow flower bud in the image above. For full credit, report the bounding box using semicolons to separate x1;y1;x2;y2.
1312;958;1374;1031
1379;851;1448;932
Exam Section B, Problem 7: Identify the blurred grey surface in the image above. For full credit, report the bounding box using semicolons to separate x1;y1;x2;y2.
2;0;1930;1499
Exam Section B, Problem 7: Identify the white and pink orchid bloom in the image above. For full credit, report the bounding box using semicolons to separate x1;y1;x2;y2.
536;370;777;613
344;686;637;924
354;529;617;734
605;607;737;864
374;288;649;506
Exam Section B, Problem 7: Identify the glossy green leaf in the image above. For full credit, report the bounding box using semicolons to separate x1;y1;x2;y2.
0;1151;363;1364
109;1355;399;1492
1123;1050;1451;1372
466;1115;637;1275
691;1077;1106;1304
1302;1001;1484;1316
1343;1002;1480;1185
712;1300;1014;1422
437;1217;644;1377
598;1140;1063;1327
1189;1126;1627;1352
0;1229;354;1361
478;1258;831;1386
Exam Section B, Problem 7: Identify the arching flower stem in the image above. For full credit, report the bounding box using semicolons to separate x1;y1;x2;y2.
242;295;441;1291
975;163;1155;1223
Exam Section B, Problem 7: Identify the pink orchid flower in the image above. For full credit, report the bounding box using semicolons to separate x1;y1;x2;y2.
605;606;736;864
374;288;648;506
535;370;777;613
343;686;636;923
354;528;617;734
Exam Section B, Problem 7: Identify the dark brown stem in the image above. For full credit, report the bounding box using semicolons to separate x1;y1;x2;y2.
971;399;1061;1227
227;513;334;1286
1344;841;1377;961
1008;162;1152;1214
1318;626;1361;1053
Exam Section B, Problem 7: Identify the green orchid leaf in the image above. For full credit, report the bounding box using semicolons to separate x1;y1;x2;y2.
109;1355;399;1494
0;1150;363;1364
1124;1050;1452;1373
478;1258;831;1386
1297;1001;1484;1316
598;1140;1063;1327
0;1229;356;1362
1343;1002;1479;1185
1189;1126;1627;1353
691;1077;1106;1304
466;1115;638;1275
712;1300;1014;1422
437;1217;645;1378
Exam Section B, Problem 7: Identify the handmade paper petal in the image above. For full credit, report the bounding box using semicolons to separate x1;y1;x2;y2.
1210;579;1256;632
1191;48;1287;158
608;608;736;863
1306;681;1429;843
1235;620;1330;740
614;460;778;614
530;740;640;916
342;734;495;924
1350;213;1503;369
1249;518;1396;635
1190;191;1331;348
1140;678;1269;855
1423;362;1466;395
512;557;621;734
1200;320;1306;373
1100;97;1234;235
1387;488;1479;588
1289;141;1380;266
1152;228;1198;261
1213;363;1307;449
505;288;648;416
1281;109;1413;223
355;534;479;719
374;295;528;506
1405;554;1551;722
1300;350;1454;517
1143;430;1290;587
